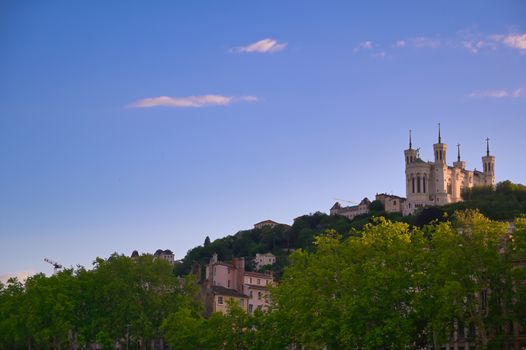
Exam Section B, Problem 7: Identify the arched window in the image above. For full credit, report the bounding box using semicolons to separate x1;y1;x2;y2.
412;177;415;193
417;176;421;193
423;176;427;193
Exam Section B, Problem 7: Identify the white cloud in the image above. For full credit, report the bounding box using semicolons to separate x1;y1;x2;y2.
232;38;287;53
468;88;523;98
491;33;526;52
0;270;36;284
353;41;374;52
392;36;441;49
129;95;258;108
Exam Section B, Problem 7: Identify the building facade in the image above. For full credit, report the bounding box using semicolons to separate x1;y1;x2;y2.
254;252;277;270
202;253;275;316
330;197;371;220
154;249;175;265
375;193;405;213
403;127;495;215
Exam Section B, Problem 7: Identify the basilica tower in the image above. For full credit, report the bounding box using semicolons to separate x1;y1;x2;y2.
482;138;496;187
433;124;449;204
404;130;418;165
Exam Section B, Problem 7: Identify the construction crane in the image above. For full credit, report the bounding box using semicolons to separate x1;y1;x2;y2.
44;258;63;275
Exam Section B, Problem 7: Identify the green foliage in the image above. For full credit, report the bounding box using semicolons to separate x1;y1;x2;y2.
445;180;526;220
263;212;524;349
0;254;201;350
163;211;526;349
369;199;385;212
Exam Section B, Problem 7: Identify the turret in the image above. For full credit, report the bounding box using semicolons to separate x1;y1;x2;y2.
453;143;466;169
404;129;418;165
482;138;495;186
433;123;447;164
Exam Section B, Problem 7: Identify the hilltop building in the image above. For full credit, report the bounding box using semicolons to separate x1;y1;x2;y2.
154;249;175;265
254;252;276;270
375;193;405;213
254;219;290;230
330;197;371;220
202;253;274;316
403;126;495;215
330;126;496;218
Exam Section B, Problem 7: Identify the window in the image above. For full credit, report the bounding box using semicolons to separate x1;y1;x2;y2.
240;298;244;308
248;304;253;313
423;177;426;193
412;177;415;193
417;176;421;193
218;296;223;305
227;280;230;288
257;279;261;285
250;277;252;284
249;291;253;298
258;292;262;300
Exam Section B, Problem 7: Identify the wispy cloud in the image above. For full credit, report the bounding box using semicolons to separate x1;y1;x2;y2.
490;33;526;53
468;88;523;98
393;37;441;49
0;270;36;284
129;95;258;108
231;38;287;53
353;41;374;53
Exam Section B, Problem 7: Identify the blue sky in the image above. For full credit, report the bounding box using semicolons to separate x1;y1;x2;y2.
1;1;525;280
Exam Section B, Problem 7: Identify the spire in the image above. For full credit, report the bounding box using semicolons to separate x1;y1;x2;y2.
409;129;412;149
438;123;442;144
457;143;461;162
486;137;490;156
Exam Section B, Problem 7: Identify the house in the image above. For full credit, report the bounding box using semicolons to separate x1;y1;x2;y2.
254;220;291;230
201;253;275;316
254;252;276;270
154;249;175;265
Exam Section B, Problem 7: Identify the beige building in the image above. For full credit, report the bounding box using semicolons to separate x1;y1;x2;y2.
403;126;495;215
375;193;405;213
254;252;276;270
330;197;371;220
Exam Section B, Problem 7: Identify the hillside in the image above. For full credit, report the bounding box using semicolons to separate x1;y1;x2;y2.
174;180;526;278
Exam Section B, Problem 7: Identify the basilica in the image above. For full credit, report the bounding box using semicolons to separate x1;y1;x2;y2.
403;125;495;215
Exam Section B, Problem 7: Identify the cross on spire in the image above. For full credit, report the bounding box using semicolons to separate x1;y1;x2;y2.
438;123;442;144
409;129;412;149
486;137;490;156
457;143;461;162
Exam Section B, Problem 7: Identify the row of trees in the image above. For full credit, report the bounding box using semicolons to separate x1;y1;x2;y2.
164;211;526;349
0;255;200;350
2;209;525;349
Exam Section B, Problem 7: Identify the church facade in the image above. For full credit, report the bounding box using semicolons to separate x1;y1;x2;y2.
403;126;495;215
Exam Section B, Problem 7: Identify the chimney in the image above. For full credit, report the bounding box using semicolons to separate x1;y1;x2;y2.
233;257;245;292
